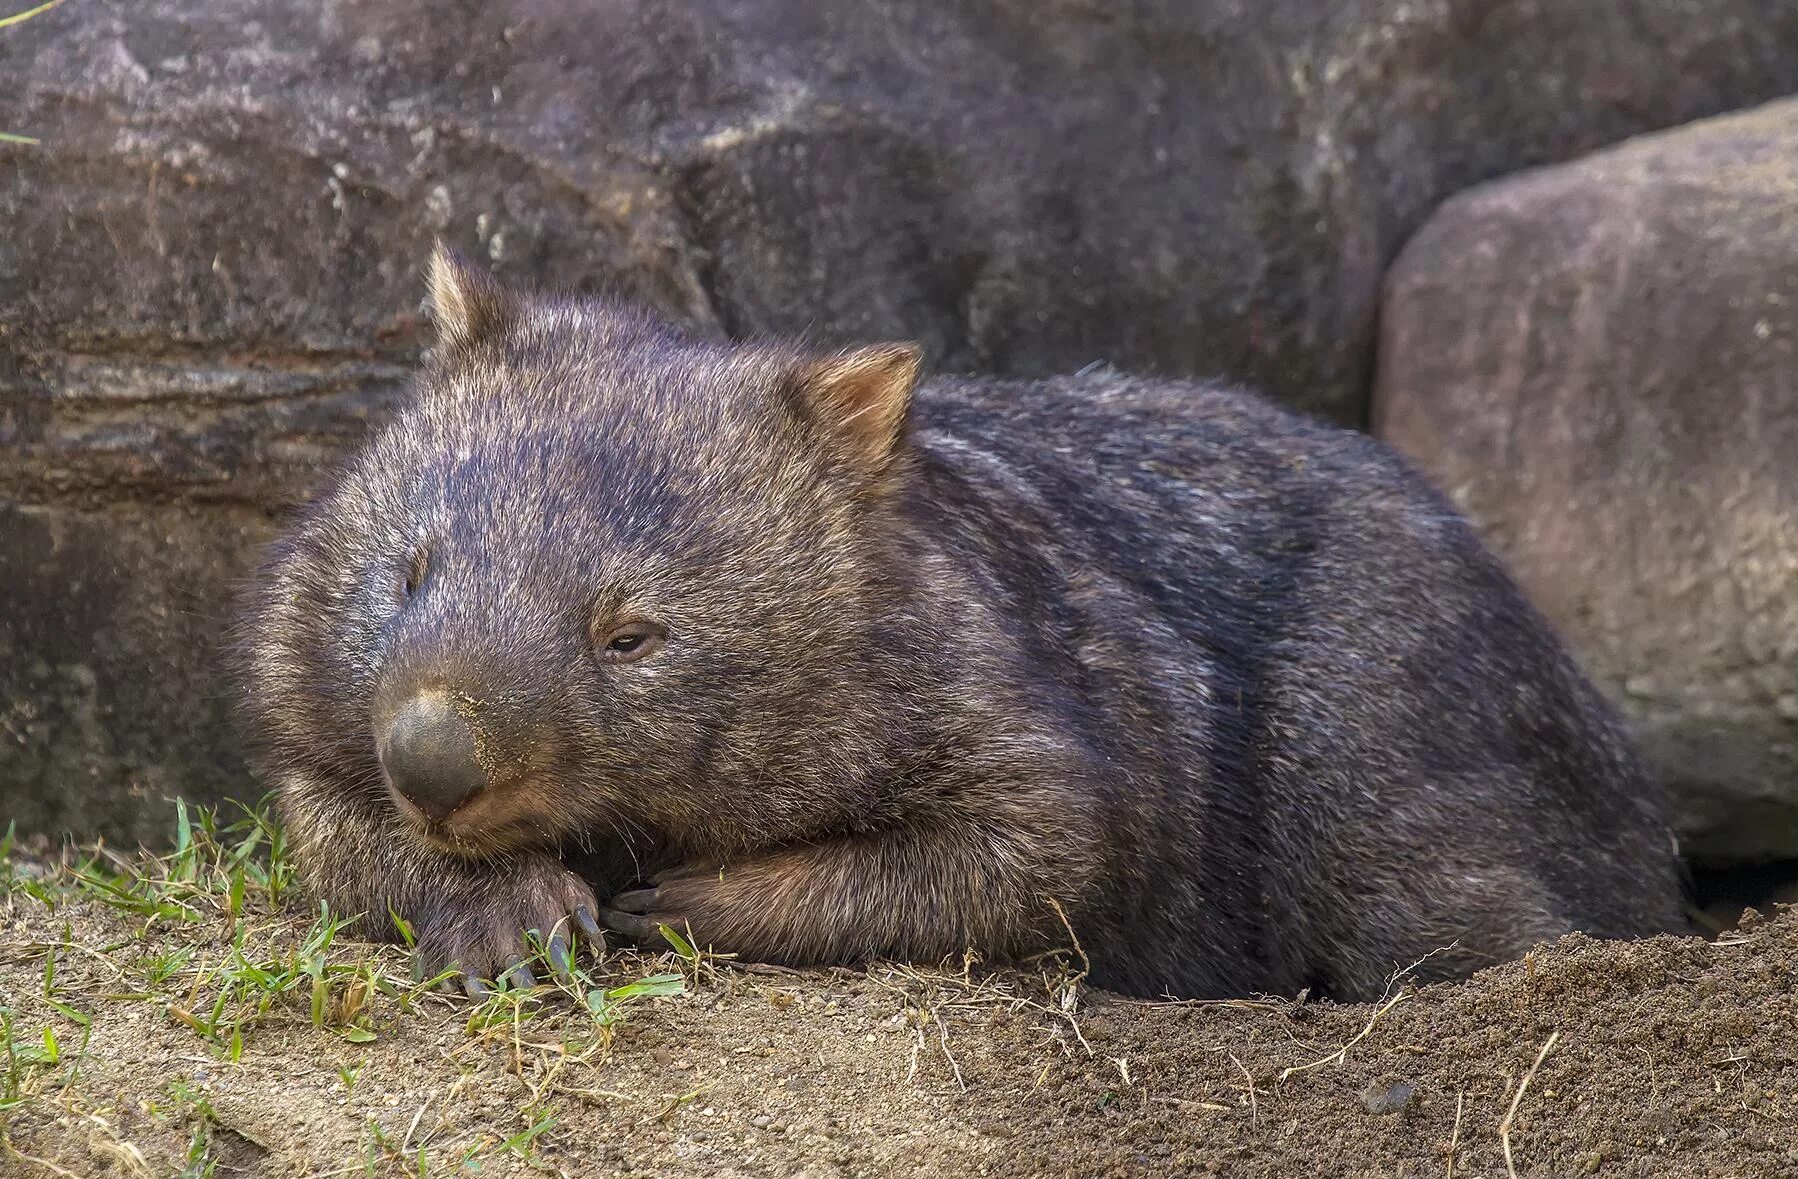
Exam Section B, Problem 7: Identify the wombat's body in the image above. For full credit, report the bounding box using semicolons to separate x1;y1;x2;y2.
240;249;1684;1001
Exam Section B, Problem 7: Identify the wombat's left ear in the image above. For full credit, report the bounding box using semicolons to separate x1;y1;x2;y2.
426;240;515;349
791;343;922;470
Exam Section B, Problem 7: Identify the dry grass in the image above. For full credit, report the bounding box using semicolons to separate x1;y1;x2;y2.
1499;1029;1561;1179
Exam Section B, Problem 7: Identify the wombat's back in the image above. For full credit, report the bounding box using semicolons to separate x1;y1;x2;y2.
906;371;1683;999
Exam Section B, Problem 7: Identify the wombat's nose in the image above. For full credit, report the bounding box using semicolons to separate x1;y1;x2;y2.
378;693;488;821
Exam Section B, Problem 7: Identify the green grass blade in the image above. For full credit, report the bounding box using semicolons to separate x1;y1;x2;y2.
606;972;685;1001
0;0;66;31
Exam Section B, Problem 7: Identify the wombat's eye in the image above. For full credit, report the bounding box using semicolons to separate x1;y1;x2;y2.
595;620;665;664
401;546;431;600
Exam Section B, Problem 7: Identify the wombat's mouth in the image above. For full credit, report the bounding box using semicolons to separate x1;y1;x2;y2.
389;777;559;861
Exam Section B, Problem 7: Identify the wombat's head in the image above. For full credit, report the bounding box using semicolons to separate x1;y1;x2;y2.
242;246;926;861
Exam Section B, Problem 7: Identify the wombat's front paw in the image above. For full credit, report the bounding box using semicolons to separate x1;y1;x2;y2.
411;856;604;996
600;864;734;954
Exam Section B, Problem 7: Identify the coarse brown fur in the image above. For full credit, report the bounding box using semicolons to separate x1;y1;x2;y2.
236;247;1686;1001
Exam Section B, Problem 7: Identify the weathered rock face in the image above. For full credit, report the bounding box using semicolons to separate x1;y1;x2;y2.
1376;98;1798;865
5;1;1798;844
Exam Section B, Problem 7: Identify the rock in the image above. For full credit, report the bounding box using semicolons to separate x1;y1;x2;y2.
1359;1078;1418;1116
1375;98;1798;865
0;503;274;841
5;1;1798;843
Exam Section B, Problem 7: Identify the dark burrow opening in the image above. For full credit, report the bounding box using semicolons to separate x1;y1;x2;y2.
1686;857;1798;933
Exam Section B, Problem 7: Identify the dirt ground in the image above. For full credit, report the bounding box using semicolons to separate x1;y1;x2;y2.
2;843;1795;1179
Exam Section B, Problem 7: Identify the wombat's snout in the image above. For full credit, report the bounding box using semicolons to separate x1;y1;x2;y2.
377;692;489;822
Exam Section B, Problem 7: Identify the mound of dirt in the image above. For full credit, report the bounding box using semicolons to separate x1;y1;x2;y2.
2;885;1795;1178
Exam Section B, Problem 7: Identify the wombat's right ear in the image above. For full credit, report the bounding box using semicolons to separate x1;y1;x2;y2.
426;240;514;348
790;343;922;474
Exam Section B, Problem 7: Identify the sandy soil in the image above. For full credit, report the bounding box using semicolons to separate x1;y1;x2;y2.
2;860;1794;1179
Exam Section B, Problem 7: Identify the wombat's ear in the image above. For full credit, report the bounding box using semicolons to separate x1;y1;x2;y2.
790;343;922;471
426;240;514;349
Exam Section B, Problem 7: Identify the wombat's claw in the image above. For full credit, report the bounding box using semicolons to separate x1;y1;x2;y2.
597;889;673;944
609;886;658;913
574;904;604;948
545;933;576;984
595;908;657;942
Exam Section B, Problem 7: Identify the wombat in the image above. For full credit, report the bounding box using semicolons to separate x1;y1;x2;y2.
238;245;1685;1002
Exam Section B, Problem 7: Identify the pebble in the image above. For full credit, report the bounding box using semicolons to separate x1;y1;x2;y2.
1360;1079;1418;1116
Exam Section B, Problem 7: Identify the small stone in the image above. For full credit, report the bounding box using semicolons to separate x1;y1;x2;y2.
751;1114;772;1128
1360;1079;1418;1116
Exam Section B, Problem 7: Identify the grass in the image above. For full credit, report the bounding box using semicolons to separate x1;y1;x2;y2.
0;0;66;29
0;796;694;1175
1;0;69;145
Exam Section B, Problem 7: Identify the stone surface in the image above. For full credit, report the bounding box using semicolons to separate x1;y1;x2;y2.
0;503;276;840
1359;1078;1418;1117
5;1;1798;843
1376;98;1798;865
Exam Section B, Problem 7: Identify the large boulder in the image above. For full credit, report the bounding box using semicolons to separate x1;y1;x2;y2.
5;1;1798;845
1375;98;1798;865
